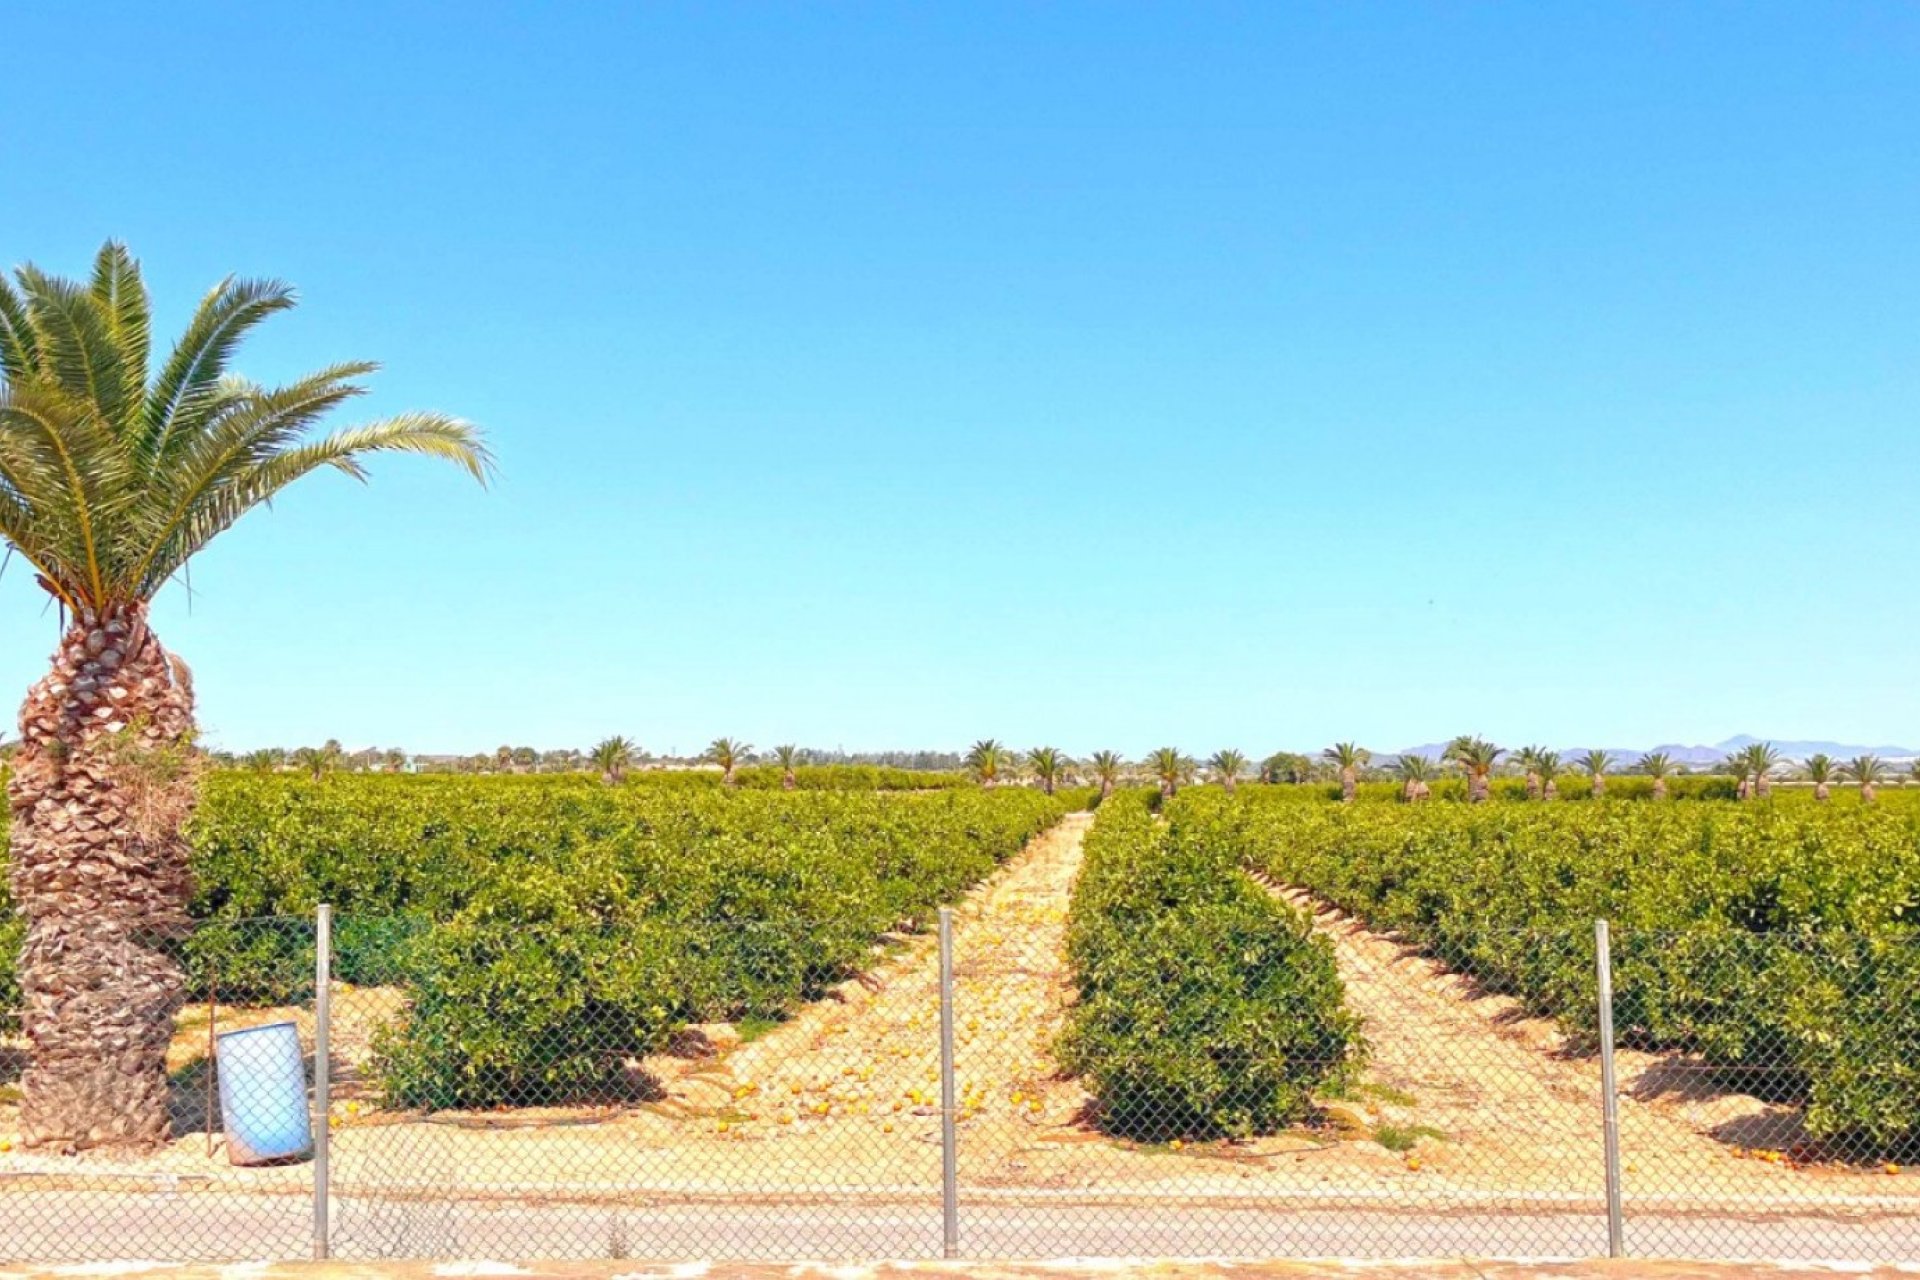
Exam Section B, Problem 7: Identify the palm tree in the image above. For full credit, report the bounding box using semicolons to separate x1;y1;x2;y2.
292;742;342;780
381;748;409;774
773;743;801;791
962;738;1005;787
590;735;636;784
1842;754;1886;803
1391;753;1434;803
1537;749;1562;801
1732;742;1783;800
1321;742;1369;803
1087;750;1125;801
1447;736;1502;803
705;737;751;786
1148;746;1194;799
1636;750;1676;800
1514;746;1547;801
1578;749;1612;799
1208;748;1249;796
1026;746;1069;796
0;244;489;1148
1805;752;1835;802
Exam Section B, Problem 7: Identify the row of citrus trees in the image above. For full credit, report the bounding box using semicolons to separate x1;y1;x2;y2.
1177;789;1920;1149
1058;791;1364;1139
2;773;1074;1108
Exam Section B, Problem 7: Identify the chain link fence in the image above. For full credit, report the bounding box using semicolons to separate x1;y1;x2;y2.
4;901;1919;1262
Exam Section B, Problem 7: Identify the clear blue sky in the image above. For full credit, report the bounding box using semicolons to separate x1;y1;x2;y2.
3;3;1917;758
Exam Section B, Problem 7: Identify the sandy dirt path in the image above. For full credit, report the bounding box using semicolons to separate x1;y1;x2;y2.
1257;879;1920;1216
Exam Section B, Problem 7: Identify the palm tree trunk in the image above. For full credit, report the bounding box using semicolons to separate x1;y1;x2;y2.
1652;776;1669;801
1543;778;1558;801
1099;778;1113;801
782;769;796;791
1469;771;1489;803
1340;768;1356;803
1814;782;1830;802
1525;773;1542;801
1223;776;1236;797
8;605;198;1150
1591;776;1605;800
1862;782;1877;804
1756;775;1772;799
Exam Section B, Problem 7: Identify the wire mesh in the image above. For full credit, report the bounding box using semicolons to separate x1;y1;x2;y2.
3;890;1920;1260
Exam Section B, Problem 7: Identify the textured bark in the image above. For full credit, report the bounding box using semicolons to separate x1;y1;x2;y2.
1221;776;1235;797
1524;772;1542;801
1591;775;1605;799
1814;782;1831;802
1098;779;1113;802
7;605;197;1151
1468;771;1490;803
1543;778;1559;801
1339;768;1356;804
1861;782;1877;804
781;769;796;792
1652;776;1669;801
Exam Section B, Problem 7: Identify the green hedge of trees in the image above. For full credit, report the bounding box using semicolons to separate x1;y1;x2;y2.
1058;792;1363;1139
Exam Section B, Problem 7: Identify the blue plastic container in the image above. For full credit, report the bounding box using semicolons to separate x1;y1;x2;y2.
214;1021;314;1165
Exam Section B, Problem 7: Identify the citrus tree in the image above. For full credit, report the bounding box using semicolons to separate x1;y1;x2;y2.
0;243;488;1148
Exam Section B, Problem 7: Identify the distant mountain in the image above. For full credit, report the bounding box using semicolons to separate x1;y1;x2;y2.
1391;736;1920;767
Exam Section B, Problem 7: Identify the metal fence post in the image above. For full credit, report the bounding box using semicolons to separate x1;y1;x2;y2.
1594;918;1624;1258
314;903;332;1260
938;906;959;1259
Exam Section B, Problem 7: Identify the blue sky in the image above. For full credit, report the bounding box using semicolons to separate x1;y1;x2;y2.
2;3;1917;757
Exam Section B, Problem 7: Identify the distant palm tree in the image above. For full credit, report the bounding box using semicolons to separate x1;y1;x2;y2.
1208;748;1249;796
773;743;802;791
292;744;339;780
1447;736;1503;803
242;748;281;773
1391;754;1434;803
1537;749;1562;800
1805;752;1835;802
705;737;751;786
1149;747;1195;799
1321;742;1369;803
1842;754;1887;803
1637;751;1676;800
1578;749;1612;799
1026;746;1069;796
1515;746;1547;801
1730;742;1783;800
1087;750;1125;801
966;738;1009;787
591;735;636;784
